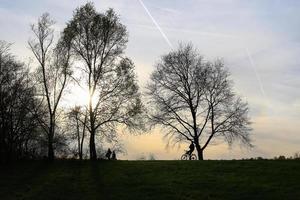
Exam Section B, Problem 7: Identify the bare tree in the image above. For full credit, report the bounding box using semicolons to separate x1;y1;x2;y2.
68;106;87;160
28;13;72;160
62;3;144;160
147;44;251;160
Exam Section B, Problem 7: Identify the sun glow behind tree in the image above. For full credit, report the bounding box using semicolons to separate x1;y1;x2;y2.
64;86;99;109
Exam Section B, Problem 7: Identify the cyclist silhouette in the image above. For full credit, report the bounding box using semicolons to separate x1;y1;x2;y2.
181;141;197;160
186;141;195;157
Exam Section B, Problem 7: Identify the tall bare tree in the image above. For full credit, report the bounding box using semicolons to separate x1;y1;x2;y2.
63;3;143;160
147;44;251;160
68;106;87;160
29;13;72;160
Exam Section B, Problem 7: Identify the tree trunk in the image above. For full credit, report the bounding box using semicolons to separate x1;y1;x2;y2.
194;141;204;160
48;134;54;160
79;151;83;160
79;123;85;160
48;125;54;160
79;134;84;160
76;118;81;159
89;131;97;160
88;89;97;160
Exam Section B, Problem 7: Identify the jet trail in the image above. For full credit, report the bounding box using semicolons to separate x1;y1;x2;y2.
138;0;173;48
138;0;267;104
245;48;267;99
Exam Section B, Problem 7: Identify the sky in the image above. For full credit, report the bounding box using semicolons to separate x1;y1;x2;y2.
0;0;299;160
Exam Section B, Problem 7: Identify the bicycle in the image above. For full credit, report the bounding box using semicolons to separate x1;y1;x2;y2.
181;150;197;160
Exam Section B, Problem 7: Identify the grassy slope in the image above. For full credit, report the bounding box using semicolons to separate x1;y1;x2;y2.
1;160;300;200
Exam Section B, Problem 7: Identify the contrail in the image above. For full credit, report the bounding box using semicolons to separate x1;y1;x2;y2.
138;0;173;48
138;0;267;104
245;48;267;99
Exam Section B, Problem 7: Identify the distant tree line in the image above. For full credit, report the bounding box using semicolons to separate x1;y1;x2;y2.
0;3;252;163
242;152;300;160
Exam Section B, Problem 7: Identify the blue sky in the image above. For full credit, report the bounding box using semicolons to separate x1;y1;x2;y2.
0;0;299;159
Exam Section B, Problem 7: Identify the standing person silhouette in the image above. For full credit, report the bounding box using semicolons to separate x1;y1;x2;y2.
111;151;116;160
105;148;112;160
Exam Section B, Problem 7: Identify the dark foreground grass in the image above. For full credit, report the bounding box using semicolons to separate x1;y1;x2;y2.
1;160;300;200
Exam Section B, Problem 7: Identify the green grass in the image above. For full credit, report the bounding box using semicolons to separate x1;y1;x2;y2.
1;160;300;200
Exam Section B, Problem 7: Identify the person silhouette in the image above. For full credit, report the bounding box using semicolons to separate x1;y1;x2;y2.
111;151;116;160
105;148;112;160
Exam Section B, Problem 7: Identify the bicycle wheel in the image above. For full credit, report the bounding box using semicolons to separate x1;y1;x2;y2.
190;154;197;160
181;154;188;160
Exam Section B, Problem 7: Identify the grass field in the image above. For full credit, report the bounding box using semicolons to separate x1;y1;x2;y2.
1;160;300;200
